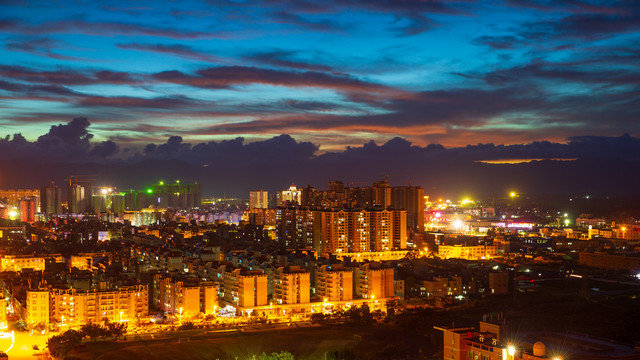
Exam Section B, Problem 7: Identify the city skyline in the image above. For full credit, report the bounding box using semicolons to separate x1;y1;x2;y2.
1;0;639;152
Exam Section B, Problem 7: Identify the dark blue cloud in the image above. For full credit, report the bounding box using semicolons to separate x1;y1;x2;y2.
1;119;639;197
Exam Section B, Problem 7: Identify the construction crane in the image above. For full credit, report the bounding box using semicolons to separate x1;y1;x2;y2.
66;175;98;187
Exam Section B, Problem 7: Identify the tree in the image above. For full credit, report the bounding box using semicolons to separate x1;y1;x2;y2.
257;351;295;360
80;322;103;342
178;321;195;330
344;304;373;325
107;321;127;340
47;329;83;359
325;350;359;360
310;312;326;325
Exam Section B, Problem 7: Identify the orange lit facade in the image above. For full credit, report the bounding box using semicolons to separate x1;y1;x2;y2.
221;268;268;308
49;285;149;326
273;266;311;305
0;299;6;330
354;262;394;299
436;320;553;360
579;251;640;272
318;208;407;254
1;255;46;271
422;276;463;298
438;245;497;260
316;265;353;301
154;276;217;316
0;189;39;207
25;290;50;328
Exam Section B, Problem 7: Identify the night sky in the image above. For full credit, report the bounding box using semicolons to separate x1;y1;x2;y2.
1;1;639;197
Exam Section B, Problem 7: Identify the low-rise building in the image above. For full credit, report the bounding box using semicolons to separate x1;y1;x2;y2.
50;285;149;326
438;245;497;260
221;267;268;308
2;255;46;271
25;290;50;328
273;266;310;305
489;271;511;295
153;275;217;316
436;317;640;360
422;276;463;298
354;262;394;299
579;251;640;272
316;265;353;301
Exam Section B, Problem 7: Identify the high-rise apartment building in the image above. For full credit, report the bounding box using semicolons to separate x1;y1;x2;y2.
111;193;125;213
361;179;391;208
317;208;407;253
68;184;87;214
91;194;108;214
390;185;424;232
18;197;36;223
249;190;269;209
40;184;62;215
318;209;371;254
272;206;408;254
278;184;302;206
318;179;424;233
149;181;202;209
275;206;316;249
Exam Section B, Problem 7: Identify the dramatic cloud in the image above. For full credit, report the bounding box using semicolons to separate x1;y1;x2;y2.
152;65;400;95
5;36;80;60
0;65;138;86
0;0;638;164
116;43;226;63
0;117;106;161
0;19;217;39
246;50;334;72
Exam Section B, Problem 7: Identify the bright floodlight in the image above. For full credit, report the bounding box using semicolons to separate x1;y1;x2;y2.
508;345;515;356
510;192;516;198
101;188;107;194
452;220;463;229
